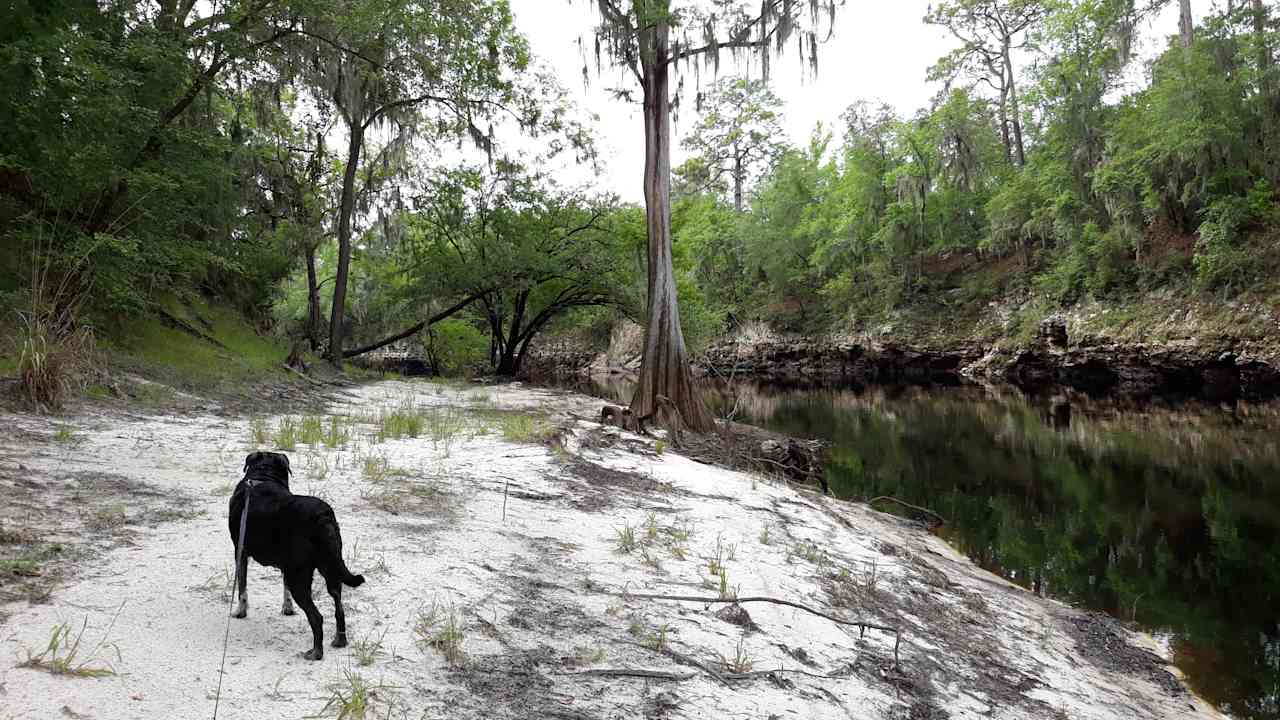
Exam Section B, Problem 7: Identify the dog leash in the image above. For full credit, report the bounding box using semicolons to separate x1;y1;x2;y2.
213;479;255;720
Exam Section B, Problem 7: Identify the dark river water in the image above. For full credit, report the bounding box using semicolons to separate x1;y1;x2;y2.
563;374;1280;718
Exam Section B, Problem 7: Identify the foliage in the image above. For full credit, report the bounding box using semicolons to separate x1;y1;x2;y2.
677;78;788;211
666;1;1280;336
423;320;488;377
398;164;636;375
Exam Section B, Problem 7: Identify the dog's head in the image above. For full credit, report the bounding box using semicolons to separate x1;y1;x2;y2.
243;451;292;486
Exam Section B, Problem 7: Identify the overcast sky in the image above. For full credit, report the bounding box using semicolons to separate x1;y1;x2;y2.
504;0;1202;203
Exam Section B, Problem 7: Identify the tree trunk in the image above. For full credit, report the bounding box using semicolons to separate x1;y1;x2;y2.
327;124;364;365
495;348;519;375
732;143;744;213
1179;0;1194;49
997;98;1013;165
305;245;321;352
494;291;527;376
1003;44;1027;167
1255;0;1278;183
631;21;715;434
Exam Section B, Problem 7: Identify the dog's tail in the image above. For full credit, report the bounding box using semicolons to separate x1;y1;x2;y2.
319;510;366;588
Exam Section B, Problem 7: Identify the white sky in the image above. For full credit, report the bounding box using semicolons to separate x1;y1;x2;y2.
505;0;1205;203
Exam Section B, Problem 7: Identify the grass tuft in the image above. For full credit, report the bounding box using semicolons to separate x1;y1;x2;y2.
16;309;97;412
351;629;386;668
19;610;121;678
317;668;390;719
413;601;464;666
86;504;127;531
274;416;300;451
614;522;637;554
249;418;270;445
722;636;754;674
496;412;554;444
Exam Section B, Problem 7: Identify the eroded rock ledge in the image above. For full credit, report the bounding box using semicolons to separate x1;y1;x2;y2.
698;331;1280;401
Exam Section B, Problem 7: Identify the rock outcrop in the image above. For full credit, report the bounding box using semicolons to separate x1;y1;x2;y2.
699;338;984;385
698;336;1280;401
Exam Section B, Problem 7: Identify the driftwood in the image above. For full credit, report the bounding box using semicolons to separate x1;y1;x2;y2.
607;592;901;666
866;496;947;527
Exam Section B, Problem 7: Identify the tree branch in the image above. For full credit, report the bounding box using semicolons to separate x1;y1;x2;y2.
341;290;489;358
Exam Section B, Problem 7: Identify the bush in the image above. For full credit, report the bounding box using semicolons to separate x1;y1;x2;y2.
1193;187;1271;291
424;320;488;376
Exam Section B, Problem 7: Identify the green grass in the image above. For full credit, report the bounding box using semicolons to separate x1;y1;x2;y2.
19;615;120;678
274;416;299;450
414;601;465;666
84;384;114;400
614;522;637;554
0;558;42;576
249;418;270;445
351;630;386;667
87;505;127;531
133;382;177;406
101;299;287;390
375;400;427;441
321;416;352;448
468;409;555;444
52;425;75;442
317;668;382;719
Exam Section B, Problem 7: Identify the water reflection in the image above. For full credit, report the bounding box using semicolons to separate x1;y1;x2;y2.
559;374;1280;718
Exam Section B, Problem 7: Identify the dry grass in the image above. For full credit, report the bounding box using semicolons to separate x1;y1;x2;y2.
16;312;96;412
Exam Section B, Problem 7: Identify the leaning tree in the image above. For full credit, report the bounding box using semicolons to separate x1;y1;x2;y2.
585;0;841;433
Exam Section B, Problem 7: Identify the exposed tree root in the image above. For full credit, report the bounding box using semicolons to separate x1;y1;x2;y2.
866;496;947;527
606;591;901;665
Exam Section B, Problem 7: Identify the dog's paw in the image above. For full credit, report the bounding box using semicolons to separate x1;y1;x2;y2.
331;634;348;649
281;604;296;616
231;607;247;619
302;648;323;661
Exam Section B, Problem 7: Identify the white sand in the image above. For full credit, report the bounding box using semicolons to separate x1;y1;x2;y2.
0;380;1222;719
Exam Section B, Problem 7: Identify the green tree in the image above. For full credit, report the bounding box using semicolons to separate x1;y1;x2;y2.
679;78;787;213
925;0;1046;166
401;165;634;376
284;0;533;365
585;0;841;432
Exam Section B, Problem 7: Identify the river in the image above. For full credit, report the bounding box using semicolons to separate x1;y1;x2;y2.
564;374;1280;719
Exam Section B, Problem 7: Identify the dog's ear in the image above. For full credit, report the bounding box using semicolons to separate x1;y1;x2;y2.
243;451;259;473
280;453;292;476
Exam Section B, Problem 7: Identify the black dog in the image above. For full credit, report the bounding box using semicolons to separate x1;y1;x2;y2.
228;451;365;660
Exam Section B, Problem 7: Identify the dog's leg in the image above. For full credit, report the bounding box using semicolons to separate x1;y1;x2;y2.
286;568;324;661
326;577;348;648
231;548;249;619
281;574;296;616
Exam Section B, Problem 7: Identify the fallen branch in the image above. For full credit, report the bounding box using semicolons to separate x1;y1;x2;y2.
866;496;946;527
608;592;901;665
723;668;849;682
621;641;730;686
556;668;695;681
